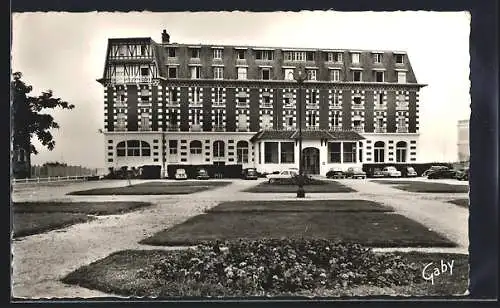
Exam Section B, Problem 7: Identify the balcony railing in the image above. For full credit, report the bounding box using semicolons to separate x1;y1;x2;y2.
261;103;273;108
261;125;273;131
110;76;152;84
374;104;387;110
237;126;249;132
115;102;127;108
213;101;225;107
189;101;203;107
352;104;365;109
165;101;180;107
213;125;225;132
396;126;409;133
396;103;409;110
236;101;249;108
352;126;364;133
305;126;320;130
166;125;180;131
138;101;151;107
330;126;342;131
139;126;152;131
114;126;127;132
374;127;387;133
331;103;342;109
190;124;202;132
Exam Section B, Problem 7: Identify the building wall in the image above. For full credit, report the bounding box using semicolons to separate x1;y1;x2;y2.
362;133;418;163
457;120;469;162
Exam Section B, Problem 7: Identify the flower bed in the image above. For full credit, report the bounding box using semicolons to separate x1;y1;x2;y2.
62;239;468;297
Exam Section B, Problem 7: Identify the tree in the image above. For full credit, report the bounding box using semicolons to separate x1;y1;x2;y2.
11;72;75;178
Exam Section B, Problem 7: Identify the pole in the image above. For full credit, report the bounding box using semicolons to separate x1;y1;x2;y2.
297;77;305;198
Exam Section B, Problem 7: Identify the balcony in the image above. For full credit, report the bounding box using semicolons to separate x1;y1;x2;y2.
166;124;180;132
374;104;387;110
115;101;127;108
190;124;202;132
352;103;365;109
189;101;203;107
396;103;409;110
237;126;249;132
213;101;225;107
396;126;409;133
283;102;296;109
213;125;225;132
165;101;180;107
114;126;127;132
374;127;387;133
261;103;273;108
352;126;364;133
330;126;342;131
236;101;249;108
306;102;319;109
261;125;273;131
110;76;152;84
331;103;342;109
305;126;320;131
138;101;151;107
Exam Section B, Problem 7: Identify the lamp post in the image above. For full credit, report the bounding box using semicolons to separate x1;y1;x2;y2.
295;68;306;198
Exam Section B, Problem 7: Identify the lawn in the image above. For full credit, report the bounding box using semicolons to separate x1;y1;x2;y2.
140;211;454;247
12;201;153;238
244;180;355;193
67;181;232;195
13;212;95;238
61;241;468;297
208;200;392;213
371;180;469;193
448;199;469;208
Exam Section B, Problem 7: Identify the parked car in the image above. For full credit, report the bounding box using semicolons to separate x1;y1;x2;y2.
174;168;188;180
266;169;298;183
370;167;385;178
344;167;366;179
428;168;458;179
196;168;210;180
381;166;402;177
326;168;345;179
456;167;469;181
402;166;418;177
422;165;449;177
241;168;258;180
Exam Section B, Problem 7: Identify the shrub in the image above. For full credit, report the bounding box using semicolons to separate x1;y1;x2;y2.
139;239;421;296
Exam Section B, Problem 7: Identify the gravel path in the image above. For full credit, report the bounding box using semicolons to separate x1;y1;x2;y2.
11;178;469;299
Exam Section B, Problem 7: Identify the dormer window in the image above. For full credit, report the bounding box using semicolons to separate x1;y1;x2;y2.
261;68;271;80
237;50;245;60
351;52;360;64
327;52;343;63
168;47;176;58
306;51;315;61
118;45;127;56
140;67;149;76
353;70;362;82
373;53;383;63
256;50;274;60
307;69;317;81
191;48;200;58
140;45;147;56
395;54;404;64
213;49;223;60
375;71;384;82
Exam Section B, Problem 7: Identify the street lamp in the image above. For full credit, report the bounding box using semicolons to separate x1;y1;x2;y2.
295;68;306;198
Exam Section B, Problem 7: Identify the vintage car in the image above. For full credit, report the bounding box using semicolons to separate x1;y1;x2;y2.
427;168;458;179
369;167;385;178
196;168;210;180
344;167;367;179
174;168;188;180
266;169;298;183
422;165;449;177
381;166;402;178
455;167;469;181
241;168;258;180
326;168;345;179
402;166;418;177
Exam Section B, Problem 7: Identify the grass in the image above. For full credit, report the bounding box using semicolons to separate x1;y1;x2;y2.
448;199;469;208
61;249;468;297
371;180;469;193
13;212;95;238
208;200;393;213
67;181;231;195
12;201;153;238
140;211;455;247
244;180;356;193
13;201;152;215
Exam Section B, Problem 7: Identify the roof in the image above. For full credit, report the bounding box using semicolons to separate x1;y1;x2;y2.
250;130;365;142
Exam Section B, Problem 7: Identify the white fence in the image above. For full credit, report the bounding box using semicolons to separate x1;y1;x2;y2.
12;175;97;184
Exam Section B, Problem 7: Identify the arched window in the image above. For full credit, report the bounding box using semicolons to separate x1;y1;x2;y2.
396;141;407;162
141;141;151;156
374;141;385;163
236;141;249;163
116;140;150;157
190;140;202;154
117;141;126;157
213;140;225;158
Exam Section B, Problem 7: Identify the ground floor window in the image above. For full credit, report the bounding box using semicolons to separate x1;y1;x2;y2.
328;142;341;163
116;140;151;157
396;141;408;162
190;140;202;154
264;142;279;163
169;140;178;155
213;140;225;158
343;142;356;163
237;141;249;163
374;141;385;163
280;142;295;163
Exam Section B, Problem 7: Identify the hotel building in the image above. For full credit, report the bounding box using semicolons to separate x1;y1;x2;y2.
98;30;425;176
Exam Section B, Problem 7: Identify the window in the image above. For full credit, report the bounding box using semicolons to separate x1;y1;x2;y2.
261;68;271;80
396;141;407;162
306;51;315;61
237;50;245;60
264;142;279;163
215;88;224;103
331;69;340;81
191;66;201;79
236;141;249;163
140;113;150;131
280;142;295;163
191;48;200;58
191;87;201;103
214;109;224;128
307;69;317;81
397;71;407;83
353;70;362;82
117;141;126;156
261;114;272;129
169;140;178;155
116;140;150;157
333;93;340;106
327;52;343;63
190;140;202;154
343;142;356;163
118;45;127;56
376;118;384;130
192;109;202;125
237;67;247;80
256;50;274;60
351;53;360;64
375;71;384;82
397;116;406;132
140;88;150;97
141;141;151;156
374;141;385;163
373;53;383;63
17;148;26;162
214;67;224;79
213;49;223;59
353;96;362;105
168;67;177;78
376;93;384;105
285;115;294;127
263;95;271;106
168;47;176;58
307;112;317;127
117;89;126;102
331;112;340;128
213;141;225;157
284;51;306;61
328;142;341;163
170;88;179;102
284;69;295;81
395;54;404;64
310;90;318;104
141;67;149;76
238;114;248;130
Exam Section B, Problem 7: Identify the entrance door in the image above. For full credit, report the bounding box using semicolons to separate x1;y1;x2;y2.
302;147;320;175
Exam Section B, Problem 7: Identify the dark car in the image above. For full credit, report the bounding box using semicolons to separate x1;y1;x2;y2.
402;166;418;177
456;168;469;181
422;166;449;177
427;169;458;179
370;168;385;178
196;168;210;180
344;167;366;179
241;168;258;180
326;168;345;179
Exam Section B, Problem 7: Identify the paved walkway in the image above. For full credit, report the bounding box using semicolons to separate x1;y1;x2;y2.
11;178;469;299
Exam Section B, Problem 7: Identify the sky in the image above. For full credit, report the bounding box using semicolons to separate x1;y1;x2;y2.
11;11;471;168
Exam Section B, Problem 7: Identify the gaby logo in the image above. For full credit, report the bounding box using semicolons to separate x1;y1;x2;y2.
422;260;454;285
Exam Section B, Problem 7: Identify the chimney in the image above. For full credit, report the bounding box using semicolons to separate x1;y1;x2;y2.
161;29;170;44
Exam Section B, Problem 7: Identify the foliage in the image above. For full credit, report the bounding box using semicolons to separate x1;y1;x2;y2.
11;72;75;155
42;161;68;167
138;239;422;296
